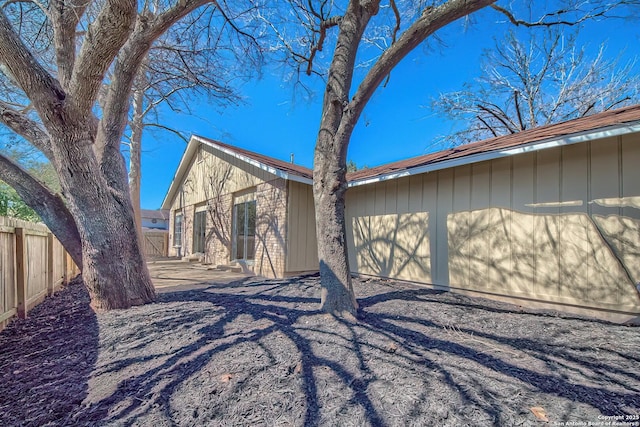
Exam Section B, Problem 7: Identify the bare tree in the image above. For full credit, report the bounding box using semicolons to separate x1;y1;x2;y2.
125;16;255;241
263;0;637;317
432;28;640;146
0;0;260;310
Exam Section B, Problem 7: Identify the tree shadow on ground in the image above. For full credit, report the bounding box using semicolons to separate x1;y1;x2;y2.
70;274;640;426
0;277;99;427
16;274;639;426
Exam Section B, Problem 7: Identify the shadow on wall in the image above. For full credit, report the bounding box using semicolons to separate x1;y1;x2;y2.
350;204;640;314
255;181;287;278
447;207;639;310
352;212;432;285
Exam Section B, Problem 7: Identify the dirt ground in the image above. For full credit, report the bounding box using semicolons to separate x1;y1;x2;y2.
0;262;639;427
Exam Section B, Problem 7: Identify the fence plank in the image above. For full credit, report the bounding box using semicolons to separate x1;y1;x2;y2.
15;227;27;319
47;233;54;295
1;217;80;330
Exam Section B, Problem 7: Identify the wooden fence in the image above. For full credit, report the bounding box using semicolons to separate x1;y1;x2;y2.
0;217;80;332
144;230;169;258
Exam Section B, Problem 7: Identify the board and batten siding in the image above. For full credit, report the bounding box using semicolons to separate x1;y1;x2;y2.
168;143;273;258
346;133;640;321
169;144;271;211
286;181;319;273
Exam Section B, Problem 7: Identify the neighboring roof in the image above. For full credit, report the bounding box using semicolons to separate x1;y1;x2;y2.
141;209;169;220
161;135;313;209
347;104;640;186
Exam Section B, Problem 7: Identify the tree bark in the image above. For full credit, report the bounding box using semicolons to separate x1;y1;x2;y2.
130;80;145;249
52;127;156;310
314;0;377;317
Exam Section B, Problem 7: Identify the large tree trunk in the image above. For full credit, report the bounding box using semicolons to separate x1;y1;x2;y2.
313;0;377;317
53;127;156;310
313;0;495;316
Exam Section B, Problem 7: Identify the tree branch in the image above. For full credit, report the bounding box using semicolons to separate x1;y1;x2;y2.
345;0;495;140
0;99;53;159
0;10;67;129
95;0;213;183
68;0;137;113
50;0;90;90
490;2;629;27
307;15;341;76
0;151;82;267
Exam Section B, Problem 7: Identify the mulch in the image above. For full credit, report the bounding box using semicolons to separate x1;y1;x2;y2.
0;274;638;427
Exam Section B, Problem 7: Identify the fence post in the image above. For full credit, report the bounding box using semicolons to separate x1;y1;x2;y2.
15;227;27;318
62;250;68;284
47;233;54;295
164;232;169;257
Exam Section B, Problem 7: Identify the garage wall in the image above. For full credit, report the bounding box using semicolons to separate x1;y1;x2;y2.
286;181;319;274
346;133;640;319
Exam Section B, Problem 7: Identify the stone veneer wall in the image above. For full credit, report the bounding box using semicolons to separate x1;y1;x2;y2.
254;179;288;278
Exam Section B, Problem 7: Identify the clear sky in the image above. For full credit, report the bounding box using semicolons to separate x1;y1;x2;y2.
137;9;640;210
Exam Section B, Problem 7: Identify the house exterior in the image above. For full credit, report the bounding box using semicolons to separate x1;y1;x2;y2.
141;209;169;230
163;105;640;322
161;136;318;278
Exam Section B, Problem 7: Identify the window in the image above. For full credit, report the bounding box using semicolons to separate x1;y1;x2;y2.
232;200;256;261
173;213;183;247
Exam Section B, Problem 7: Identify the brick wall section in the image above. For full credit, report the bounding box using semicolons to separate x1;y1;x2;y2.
204;193;233;266
254;179;288;278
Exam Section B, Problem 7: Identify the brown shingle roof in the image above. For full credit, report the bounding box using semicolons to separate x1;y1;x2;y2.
196;136;313;181
347;104;640;183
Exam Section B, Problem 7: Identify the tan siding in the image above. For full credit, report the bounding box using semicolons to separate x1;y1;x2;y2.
346;134;640;321
168;144;268;213
396;178;410;214
421;173;438;283
534;149;560;298
449;165;471;289
488;158;511;293
286;181;318;273
511;153;536;296
436;169;453;286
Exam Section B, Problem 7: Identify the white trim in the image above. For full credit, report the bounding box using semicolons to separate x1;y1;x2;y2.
348;122;640;188
161;136;313;209
194;136;313;185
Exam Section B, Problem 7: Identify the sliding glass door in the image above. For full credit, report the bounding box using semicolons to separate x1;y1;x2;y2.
232;200;256;261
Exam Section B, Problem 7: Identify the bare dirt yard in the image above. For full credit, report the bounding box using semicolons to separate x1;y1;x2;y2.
0;261;638;426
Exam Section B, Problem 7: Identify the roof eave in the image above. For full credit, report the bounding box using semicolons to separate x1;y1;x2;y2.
194;136;313;185
348;121;640;188
161;136;313;210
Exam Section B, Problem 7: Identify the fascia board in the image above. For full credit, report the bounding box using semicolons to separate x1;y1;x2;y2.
348;122;640;188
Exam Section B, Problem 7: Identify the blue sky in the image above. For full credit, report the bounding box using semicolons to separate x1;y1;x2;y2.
138;9;640;210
